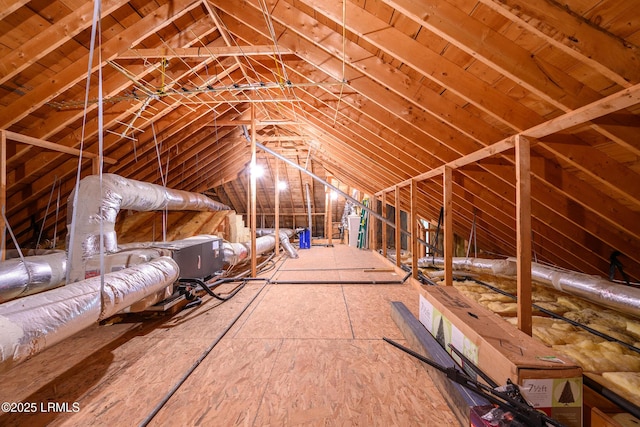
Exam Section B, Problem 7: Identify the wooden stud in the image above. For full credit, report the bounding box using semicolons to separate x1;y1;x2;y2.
1;130;6;261
370;197;377;251
381;192;387;258
443;167;453;286
250;104;257;277
274;158;280;256
395;185;402;268
326;179;333;245
411;179;418;279
516;135;532;336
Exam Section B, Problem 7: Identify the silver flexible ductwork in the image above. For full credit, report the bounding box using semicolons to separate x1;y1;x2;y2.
528;261;640;319
419;256;640;319
0;252;67;303
256;228;299;259
66;173;230;282
0;257;178;373
217;228;300;266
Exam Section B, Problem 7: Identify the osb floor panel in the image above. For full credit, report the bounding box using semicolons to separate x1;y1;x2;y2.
0;245;457;426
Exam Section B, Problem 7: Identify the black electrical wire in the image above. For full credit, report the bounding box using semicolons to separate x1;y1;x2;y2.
270;271;411;286
583;375;640;419
200;279;246;301
401;265;438;286
139;252;288;426
138;279;270;427
270;280;404;285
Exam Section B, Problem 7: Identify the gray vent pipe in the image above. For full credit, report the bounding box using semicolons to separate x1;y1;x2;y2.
0;256;179;373
66;174;230;282
419;256;640;319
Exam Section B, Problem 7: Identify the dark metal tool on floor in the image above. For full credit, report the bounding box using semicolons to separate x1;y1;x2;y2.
383;337;566;427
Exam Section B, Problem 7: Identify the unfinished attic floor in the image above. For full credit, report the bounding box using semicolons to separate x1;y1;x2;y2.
0;244;458;426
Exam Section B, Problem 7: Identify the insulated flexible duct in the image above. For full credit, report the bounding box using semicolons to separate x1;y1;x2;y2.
0;252;67;303
0;257;179;373
180;230;298;267
419;256;640;319
256;228;299;259
528;261;640;319
66;174;230;282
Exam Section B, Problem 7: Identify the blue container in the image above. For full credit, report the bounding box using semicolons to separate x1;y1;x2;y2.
299;228;311;249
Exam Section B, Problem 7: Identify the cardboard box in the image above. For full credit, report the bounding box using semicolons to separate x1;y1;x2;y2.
419;286;583;427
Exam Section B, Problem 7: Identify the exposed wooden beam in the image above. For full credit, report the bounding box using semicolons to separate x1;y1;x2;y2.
294;0;534;130
0;0;131;87
0;0;30;21
443;167;453;287
258;136;310;142
4;131;117;164
117;45;291;59
476;0;639;87
385;0;588;112
207;120;302;127
382;192;387;258
380;82;640;193
395;185;402;268
411;179;418;279
275;158;280;255
516;136;532;336
0;0;202;129
1;130;6;261
525;83;640;139
250;104;257;277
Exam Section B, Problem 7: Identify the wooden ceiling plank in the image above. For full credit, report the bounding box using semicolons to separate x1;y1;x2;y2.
0;0;30;21
6;18;220;170
0;0;201;129
226;6;509;149
386;0;640;155
8;37;235;196
386;0;596;111
0;0;131;87
476;0;639;87
297;0;536;131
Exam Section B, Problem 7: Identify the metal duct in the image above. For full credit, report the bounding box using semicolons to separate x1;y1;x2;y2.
529;261;640;319
0;252;68;303
417;257;516;276
0;257;178;373
221;231;298;266
256;228;299;259
419;256;640;318
66;174;230;282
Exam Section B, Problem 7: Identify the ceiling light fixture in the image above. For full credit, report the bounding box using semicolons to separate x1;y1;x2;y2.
250;164;264;177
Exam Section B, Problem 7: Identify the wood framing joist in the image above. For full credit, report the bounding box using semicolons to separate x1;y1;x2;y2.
3;130;117;164
117;45;292;60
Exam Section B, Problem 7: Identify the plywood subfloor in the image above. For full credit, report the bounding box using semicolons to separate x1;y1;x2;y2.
0;245;458;426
